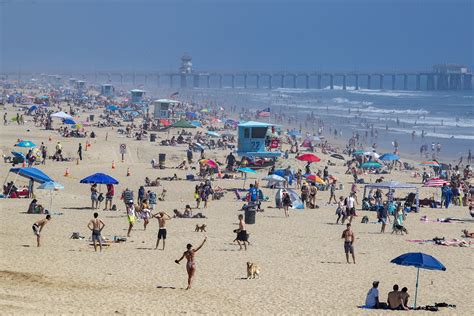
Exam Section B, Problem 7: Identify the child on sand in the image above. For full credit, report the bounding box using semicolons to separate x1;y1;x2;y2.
126;203;136;237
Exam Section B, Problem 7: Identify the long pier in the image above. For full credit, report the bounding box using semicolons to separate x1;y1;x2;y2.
1;70;472;91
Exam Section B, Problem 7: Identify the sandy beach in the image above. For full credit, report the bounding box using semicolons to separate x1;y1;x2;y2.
1;97;473;315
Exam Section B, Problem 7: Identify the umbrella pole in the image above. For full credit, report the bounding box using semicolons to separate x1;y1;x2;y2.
414;267;420;309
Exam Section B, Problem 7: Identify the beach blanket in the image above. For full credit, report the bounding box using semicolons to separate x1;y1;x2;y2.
406;239;472;247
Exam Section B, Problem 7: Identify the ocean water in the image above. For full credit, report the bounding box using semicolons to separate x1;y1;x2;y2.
182;87;473;162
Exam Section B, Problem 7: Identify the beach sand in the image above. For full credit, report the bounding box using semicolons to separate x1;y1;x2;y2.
1;105;473;315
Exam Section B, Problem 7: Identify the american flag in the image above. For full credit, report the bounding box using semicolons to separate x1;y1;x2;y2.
257;107;271;117
169;91;179;99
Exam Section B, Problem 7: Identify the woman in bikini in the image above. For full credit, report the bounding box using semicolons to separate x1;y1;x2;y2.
175;237;207;290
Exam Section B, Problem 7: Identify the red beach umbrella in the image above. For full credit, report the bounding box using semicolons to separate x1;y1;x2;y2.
296;153;321;163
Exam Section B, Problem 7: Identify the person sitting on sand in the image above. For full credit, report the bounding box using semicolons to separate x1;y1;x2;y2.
387;284;409;310
365;281;381;309
400;287;410;307
177;160;187;169
28;199;44;214
175;237;207;290
462;229;474;238
183;204;193;218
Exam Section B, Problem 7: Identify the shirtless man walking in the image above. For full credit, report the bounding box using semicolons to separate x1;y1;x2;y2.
153;211;171;250
88;212;105;252
32;215;51;247
175;237;207;290
235;214;249;250
341;223;356;264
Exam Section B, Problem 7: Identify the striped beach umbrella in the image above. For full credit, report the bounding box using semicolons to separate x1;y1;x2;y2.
423;178;449;187
419;160;440;167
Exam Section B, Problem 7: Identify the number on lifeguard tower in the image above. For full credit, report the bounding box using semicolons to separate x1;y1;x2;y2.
251;141;260;150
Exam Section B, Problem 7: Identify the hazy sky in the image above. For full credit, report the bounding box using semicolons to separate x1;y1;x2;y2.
1;0;472;73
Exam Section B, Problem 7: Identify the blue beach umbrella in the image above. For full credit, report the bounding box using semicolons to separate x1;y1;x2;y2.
63;118;76;125
391;252;446;308
288;130;301;137
237;167;257;188
80;173;119;185
360;162;382;169
379;153;400;161
37;181;64;210
106;105;119;111
190;120;202;127
38;181;64;190
15;140;36;148
186;111;198;119
237;167;257;174
12;151;26;159
28;105;38;113
206;131;221;137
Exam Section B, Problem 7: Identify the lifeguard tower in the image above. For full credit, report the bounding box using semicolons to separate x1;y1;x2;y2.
69;78;77;87
237;121;281;158
130;89;145;104
101;84;114;97
151;99;180;119
49;75;62;88
75;80;86;94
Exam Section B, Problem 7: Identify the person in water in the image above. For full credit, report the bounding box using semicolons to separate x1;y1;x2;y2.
175;237;207;290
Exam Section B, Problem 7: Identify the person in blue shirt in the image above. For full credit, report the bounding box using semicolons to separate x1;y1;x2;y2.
138;186;145;202
248;184;258;202
443;186;453;208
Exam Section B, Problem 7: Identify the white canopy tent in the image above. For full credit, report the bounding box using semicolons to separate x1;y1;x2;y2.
51;111;73;120
363;180;419;211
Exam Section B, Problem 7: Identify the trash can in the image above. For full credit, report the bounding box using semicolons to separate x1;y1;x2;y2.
244;209;256;225
150;133;156;142
158;153;166;163
158;153;166;168
89;114;94;121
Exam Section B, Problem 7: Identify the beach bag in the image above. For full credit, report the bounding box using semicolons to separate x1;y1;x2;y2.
148;192;157;205
361;216;369;224
98;193;104;202
362;200;370;210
